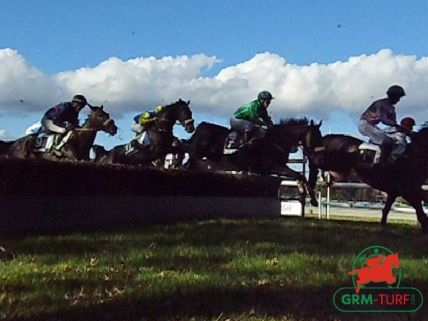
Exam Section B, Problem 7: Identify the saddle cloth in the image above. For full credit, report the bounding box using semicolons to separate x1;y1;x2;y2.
223;131;243;155
34;133;57;152
125;132;151;156
358;142;381;164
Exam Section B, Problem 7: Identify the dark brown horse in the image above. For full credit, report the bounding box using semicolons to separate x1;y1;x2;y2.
187;118;324;206
93;99;195;167
309;130;428;232
0;105;118;161
308;134;363;188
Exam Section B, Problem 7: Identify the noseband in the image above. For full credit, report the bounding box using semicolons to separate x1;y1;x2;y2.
156;115;194;132
182;118;194;127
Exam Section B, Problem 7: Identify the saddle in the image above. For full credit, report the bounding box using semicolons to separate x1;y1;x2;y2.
359;141;406;165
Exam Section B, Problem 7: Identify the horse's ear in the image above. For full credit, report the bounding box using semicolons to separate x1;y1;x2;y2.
310;119;315;126
187;100;190;105
317;120;323;128
100;105;104;110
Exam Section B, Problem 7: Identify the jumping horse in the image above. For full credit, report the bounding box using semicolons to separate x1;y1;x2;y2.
93;99;195;167
186;118;324;206
308;130;428;232
0;105;118;161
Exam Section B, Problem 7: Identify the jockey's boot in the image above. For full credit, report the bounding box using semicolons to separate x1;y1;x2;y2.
53;135;66;157
53;131;72;157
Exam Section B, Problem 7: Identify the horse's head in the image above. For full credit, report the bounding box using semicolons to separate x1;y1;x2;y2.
302;119;324;156
85;105;118;135
156;99;195;133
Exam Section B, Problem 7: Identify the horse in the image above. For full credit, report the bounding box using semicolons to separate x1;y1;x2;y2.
93;99;195;167
186;118;324;206
307;134;363;188
183;119;301;166
308;129;428;232
0;105;118;161
182;121;230;163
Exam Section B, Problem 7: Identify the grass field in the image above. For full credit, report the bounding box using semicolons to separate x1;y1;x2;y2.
0;216;427;321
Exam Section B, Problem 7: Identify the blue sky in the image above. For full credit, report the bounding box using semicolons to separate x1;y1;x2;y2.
1;0;428;148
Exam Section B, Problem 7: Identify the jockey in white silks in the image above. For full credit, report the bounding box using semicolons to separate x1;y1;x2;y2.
358;85;406;163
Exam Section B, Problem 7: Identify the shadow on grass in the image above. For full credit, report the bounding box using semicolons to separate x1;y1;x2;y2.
11;280;428;321
3;217;427;259
2;218;428;321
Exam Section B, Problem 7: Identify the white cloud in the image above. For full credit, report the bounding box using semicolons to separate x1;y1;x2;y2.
0;49;62;113
0;129;6;140
1;48;428;122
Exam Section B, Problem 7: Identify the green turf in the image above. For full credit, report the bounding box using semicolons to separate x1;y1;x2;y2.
0;217;427;321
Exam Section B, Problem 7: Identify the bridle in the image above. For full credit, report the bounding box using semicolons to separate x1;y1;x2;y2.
156;106;194;132
75;118;115;133
300;126;325;157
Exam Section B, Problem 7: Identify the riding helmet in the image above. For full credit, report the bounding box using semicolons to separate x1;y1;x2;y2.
257;91;274;101
386;85;406;98
72;94;88;106
156;105;165;113
400;117;415;128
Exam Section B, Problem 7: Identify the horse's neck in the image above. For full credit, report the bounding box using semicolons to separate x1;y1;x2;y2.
70;127;98;159
82;119;96;130
154;119;175;132
270;126;305;146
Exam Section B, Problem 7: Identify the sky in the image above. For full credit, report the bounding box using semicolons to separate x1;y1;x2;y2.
1;0;428;149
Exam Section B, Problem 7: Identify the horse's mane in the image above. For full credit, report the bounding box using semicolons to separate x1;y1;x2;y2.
406;126;428;154
279;117;309;127
164;99;188;109
81;106;102;126
418;124;428;131
412;126;428;141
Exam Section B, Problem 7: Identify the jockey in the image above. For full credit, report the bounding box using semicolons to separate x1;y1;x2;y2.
41;94;88;156
358;85;406;163
130;105;165;148
230;90;274;143
385;117;415;158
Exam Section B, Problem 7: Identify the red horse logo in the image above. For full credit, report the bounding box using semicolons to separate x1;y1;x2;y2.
348;253;400;293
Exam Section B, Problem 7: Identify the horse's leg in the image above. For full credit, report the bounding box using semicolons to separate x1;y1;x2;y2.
381;193;397;227
170;138;184;169
151;149;167;169
403;192;428;233
273;165;318;207
23;136;37;159
308;159;319;191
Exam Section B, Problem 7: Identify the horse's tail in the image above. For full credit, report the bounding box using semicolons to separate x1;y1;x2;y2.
92;144;108;162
